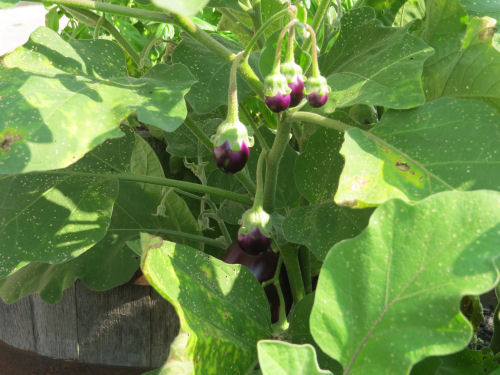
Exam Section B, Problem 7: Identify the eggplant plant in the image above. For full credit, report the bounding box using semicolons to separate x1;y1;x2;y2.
0;0;500;374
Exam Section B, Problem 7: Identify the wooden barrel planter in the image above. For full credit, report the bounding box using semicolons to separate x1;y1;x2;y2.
0;280;179;373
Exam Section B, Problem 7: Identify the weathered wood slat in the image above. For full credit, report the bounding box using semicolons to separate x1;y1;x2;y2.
150;289;179;368
0;282;179;367
30;285;78;359
0;294;35;351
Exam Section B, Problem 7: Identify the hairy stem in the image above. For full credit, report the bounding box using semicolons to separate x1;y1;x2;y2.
280;244;305;303
40;170;253;205
302;0;331;53
239;104;270;151
273;19;299;73
299;247;312;294
64;6;141;65
109;228;225;248
243;6;295;59
254;150;267;208
39;0;174;23
263;115;291;212
288;111;353;133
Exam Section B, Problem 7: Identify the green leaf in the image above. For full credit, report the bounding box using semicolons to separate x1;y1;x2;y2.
335;98;500;208
257;341;333;375
412;348;500;374
0;27;196;173
148;330;194;375
287;294;344;374
416;0;500;110
311;191;500;375
460;0;500;22
172;33;259;114
141;234;271;374
0;0;17;9
294;128;343;204
283;203;372;260
355;0;408;25
163;118;220;158
151;0;209;17
0;134;199;302
320;7;433;111
0;129;134;278
207;0;244;11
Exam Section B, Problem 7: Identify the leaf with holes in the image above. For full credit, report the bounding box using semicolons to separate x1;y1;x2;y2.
0;27;195;173
335;98;500;208
311;191;500;375
141;233;271;375
415;0;500;110
0;135;199;302
257;341;333;375
319;7;433;111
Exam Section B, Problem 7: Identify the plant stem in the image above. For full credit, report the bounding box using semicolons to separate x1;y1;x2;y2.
262;254;283;288
109;228;225;248
254;150;267;207
41;170;253;205
288;111;353;132
243;6;295;59
219;8;254;38
239;104;270;151
263;115;291;212
299;247;312;294
227;52;243;123
303;24;320;77
63;6;141;65
39;0;174;23
302;0;331;53
273;279;289;331
249;0;264;49
280;244;305;303
172;13;264;97
183;117;256;195
93;12;105;39
273;19;299;73
491;285;500;353
285;24;295;63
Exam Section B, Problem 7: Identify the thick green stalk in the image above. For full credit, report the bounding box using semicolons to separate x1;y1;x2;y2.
249;0;264;48
109;228;225;248
263;116;291;212
239;105;270;151
183;117;256;195
299;247;312;294
38;0;174;23
254;150;267;207
288;111;353;132
40;170;253;205
243;7;294;59
280;245;305;303
302;0;331;53
172;13;264;97
63;6;141;65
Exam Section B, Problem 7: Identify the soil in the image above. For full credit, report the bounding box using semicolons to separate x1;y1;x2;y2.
0;340;152;375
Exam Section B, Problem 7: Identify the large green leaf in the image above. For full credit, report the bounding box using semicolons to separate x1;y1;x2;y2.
294;127;344;204
0;134;199;301
319;7;433;111
0;27;195;173
151;0;209;17
283;203;372;260
460;0;500;22
141;234;271;375
172;33;259;114
311;191;500;375
335;98;500;208
257;341;332;375
411;348;500;374
355;0;408;25
0;129;135;278
416;0;500;110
